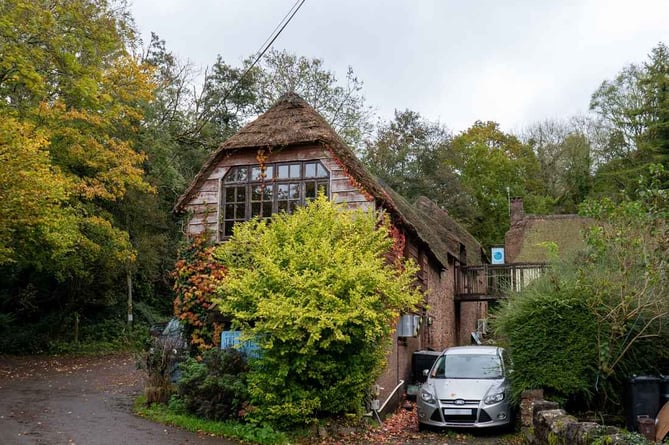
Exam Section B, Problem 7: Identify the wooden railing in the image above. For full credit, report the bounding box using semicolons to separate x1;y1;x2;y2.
455;263;548;301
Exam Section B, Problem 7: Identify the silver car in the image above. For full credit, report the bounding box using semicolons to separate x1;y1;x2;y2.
417;345;512;430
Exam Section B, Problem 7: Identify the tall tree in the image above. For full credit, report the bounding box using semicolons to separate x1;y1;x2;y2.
447;121;548;248
590;42;669;191
250;49;374;150
363;109;476;222
522;117;594;213
0;0;156;349
639;43;669;165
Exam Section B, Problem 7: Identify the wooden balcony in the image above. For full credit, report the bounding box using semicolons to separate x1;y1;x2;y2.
455;263;548;301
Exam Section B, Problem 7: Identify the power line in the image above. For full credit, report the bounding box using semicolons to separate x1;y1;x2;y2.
253;0;305;62
223;0;307;102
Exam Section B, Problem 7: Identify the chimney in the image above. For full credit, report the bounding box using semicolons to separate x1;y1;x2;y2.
510;197;524;225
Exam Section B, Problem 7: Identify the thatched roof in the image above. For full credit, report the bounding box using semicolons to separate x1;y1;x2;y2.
506;215;591;263
174;92;483;268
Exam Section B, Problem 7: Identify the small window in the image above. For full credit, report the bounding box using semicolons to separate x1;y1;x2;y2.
251;165;273;181
304;162;328;178
223;166;248;183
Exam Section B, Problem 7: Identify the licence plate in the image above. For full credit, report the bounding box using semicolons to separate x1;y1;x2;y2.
444;408;473;415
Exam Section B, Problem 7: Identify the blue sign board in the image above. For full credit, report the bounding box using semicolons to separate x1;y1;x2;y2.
491;247;505;265
221;331;261;359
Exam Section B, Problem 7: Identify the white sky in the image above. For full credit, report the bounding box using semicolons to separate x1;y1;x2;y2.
129;0;669;134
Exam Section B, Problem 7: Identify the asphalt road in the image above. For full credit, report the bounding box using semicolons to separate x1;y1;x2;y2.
0;354;237;445
0;353;517;445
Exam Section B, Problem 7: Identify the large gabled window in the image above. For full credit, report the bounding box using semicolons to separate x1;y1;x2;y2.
220;160;330;239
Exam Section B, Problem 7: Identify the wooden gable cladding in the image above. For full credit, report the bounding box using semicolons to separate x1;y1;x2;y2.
181;144;373;238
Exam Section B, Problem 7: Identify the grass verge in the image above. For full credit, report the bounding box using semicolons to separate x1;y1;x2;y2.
133;395;289;445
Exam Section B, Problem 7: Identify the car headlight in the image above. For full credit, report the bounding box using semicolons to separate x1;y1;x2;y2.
420;388;436;404
484;391;505;405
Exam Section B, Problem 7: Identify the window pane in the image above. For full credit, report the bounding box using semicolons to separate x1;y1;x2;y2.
263;185;273;200
305;182;316;199
236;187;246;202
290;183;300;199
225;187;235;202
251;203;261;217
277;164;289;179
304;163;316;178
289;163;300;178
225;204;234;218
223;167;237;183
277;184;289;200
263;202;272;217
235;203;246;219
224;166;248;183
278;200;288;213
251;165;272;181
317;182;329;196
316;163;328;178
224;221;235;237
252;186;263;201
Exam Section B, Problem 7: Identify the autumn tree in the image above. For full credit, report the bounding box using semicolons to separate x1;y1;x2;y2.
211;196;422;428
363;109;477;224
0;0;156;350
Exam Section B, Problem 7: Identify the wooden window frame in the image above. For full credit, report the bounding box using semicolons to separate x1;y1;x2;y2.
220;160;330;240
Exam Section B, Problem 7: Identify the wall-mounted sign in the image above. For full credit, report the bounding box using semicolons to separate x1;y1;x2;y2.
491;247;505;265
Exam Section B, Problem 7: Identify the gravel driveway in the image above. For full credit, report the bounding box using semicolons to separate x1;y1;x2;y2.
0;353;237;445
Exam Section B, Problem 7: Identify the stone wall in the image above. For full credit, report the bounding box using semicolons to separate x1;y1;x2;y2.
521;390;638;444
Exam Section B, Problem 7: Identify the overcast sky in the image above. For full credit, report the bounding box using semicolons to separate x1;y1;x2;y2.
129;0;669;134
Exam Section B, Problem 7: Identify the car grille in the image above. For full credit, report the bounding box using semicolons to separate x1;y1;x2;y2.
443;411;478;423
440;399;479;404
437;399;495;424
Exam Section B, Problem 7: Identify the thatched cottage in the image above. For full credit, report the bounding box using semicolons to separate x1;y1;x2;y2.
174;93;487;408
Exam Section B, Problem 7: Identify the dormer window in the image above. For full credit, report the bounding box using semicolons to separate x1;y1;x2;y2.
220;161;329;239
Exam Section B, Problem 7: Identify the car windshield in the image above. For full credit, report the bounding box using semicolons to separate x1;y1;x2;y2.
431;354;503;379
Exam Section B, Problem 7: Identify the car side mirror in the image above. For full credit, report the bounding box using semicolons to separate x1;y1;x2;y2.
423;369;430;377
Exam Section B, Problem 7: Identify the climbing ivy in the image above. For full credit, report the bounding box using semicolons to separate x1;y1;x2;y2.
172;235;227;352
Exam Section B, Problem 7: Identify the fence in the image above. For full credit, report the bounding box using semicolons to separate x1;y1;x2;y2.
455;263;547;301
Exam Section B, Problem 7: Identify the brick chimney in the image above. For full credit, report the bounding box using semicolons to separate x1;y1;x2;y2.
510;197;524;225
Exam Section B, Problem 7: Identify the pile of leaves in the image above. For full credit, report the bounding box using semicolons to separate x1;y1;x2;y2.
301;403;521;445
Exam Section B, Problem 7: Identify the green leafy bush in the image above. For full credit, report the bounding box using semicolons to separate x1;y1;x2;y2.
177;348;249;421
494;166;669;412
493;267;599;404
212;196;423;428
